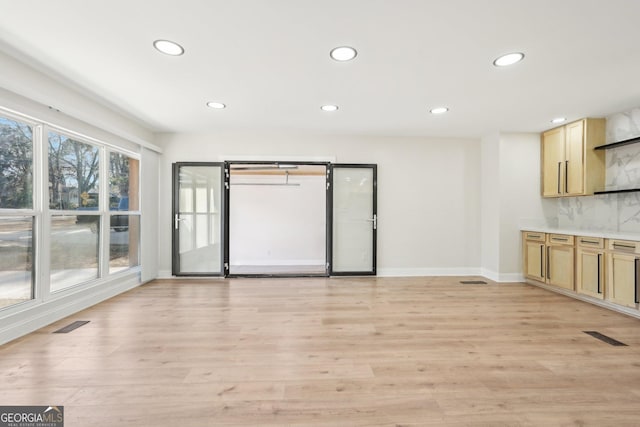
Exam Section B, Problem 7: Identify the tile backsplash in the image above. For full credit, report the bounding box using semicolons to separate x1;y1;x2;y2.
557;107;640;233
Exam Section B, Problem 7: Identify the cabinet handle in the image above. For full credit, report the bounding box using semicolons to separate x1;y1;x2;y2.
540;245;544;277
580;239;599;245
613;243;635;250
528;234;541;239
557;162;562;194
546;246;550;280
565;160;569;193
552;237;569;242
636;259;639;304
597;253;601;294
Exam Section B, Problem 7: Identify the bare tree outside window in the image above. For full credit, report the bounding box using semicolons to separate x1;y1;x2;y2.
0;117;33;209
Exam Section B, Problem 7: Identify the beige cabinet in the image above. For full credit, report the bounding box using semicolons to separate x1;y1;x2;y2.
546;234;574;290
576;237;604;299
541;118;605;198
522;232;546;281
606;240;640;308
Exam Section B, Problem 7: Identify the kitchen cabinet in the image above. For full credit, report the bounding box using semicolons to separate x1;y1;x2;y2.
541;118;606;197
522;232;546;281
546;234;574;290
576;236;604;299
606;239;640;308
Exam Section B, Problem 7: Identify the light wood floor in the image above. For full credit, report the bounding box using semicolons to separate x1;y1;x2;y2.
2;277;640;426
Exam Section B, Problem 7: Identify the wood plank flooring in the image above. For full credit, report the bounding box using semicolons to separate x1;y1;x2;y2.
1;276;640;426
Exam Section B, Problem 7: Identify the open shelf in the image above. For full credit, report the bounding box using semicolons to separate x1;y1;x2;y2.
594;188;640;195
594;136;640;150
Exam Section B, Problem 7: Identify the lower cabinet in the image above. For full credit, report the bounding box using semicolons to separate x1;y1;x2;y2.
523;230;640;315
546;234;574;290
607;240;640;308
576;237;604;299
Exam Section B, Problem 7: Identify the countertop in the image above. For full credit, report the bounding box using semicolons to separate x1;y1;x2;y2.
521;226;640;241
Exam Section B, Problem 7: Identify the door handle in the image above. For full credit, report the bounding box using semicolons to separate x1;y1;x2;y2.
565;160;569;193
635;259;639;304
174;214;186;229
557;162;562;194
365;214;377;230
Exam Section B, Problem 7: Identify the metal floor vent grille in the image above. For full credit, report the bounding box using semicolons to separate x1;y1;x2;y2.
583;331;628;346
53;320;90;334
460;280;488;285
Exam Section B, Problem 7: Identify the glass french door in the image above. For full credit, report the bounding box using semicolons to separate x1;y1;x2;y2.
172;163;225;276
329;164;377;275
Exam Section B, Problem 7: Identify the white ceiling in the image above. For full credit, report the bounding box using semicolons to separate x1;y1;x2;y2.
1;0;640;139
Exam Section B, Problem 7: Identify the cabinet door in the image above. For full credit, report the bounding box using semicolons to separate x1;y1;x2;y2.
565;120;585;195
542;127;565;197
608;253;639;308
547;245;574;290
576;249;604;299
524;241;545;281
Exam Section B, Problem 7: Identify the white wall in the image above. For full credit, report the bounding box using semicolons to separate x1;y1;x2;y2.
230;174;326;266
156;132;482;277
480;133;500;277
141;148;160;281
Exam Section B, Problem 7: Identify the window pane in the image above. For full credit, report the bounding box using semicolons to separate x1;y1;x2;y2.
109;152;139;211
109;215;140;273
0;216;33;309
48;132;100;210
0;117;33;209
50;215;99;292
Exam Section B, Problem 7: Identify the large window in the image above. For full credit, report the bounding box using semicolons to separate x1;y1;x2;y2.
0;107;142;311
0;115;34;309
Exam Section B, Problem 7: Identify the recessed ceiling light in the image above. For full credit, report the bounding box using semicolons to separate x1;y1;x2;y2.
551;117;566;124
153;39;184;56
206;101;226;109
321;105;339;112
430;107;449;114
330;46;357;61
493;52;525;67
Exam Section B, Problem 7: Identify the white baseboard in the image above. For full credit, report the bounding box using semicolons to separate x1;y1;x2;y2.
480;269;524;283
376;267;483;277
158;270;173;279
0;273;141;345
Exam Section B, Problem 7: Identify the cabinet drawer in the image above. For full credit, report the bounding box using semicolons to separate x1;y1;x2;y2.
523;231;545;242
607;239;639;253
577;236;604;249
547;234;574;245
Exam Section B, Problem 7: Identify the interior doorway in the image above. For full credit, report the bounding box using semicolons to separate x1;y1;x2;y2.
227;162;328;276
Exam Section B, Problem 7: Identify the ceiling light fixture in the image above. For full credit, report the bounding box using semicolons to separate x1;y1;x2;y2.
493;52;524;67
430;107;449;114
551;117;567;124
321;105;339;112
330;46;357;61
153;39;185;56
206;101;226;109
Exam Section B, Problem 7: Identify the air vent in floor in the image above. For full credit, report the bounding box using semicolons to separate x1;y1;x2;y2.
460;280;488;284
53;320;90;334
583;331;628;346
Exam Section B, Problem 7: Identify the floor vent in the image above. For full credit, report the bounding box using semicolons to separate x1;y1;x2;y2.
460;280;487;285
53;320;90;334
583;331;628;346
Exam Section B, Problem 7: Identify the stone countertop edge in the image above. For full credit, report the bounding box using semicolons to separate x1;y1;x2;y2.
521;226;640;241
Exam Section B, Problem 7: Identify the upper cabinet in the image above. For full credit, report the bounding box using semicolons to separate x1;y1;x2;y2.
541;118;606;197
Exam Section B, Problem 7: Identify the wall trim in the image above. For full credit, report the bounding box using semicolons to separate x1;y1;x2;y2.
376;268;483;277
481;269;524;283
0;273;141;345
525;279;640;320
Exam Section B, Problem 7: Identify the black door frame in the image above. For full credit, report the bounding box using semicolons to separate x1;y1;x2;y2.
172;162;226;276
328;164;377;276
